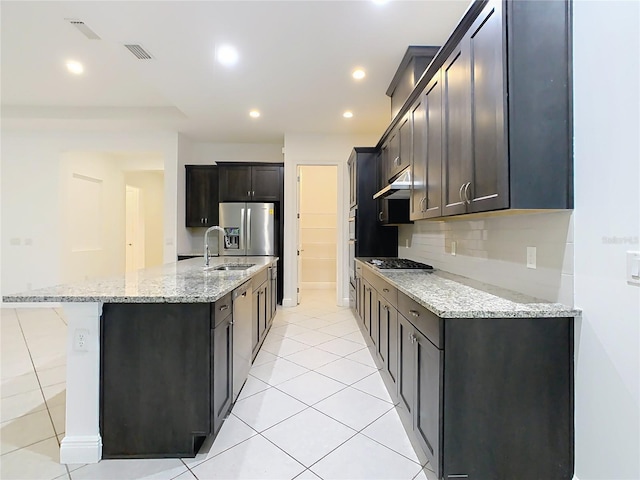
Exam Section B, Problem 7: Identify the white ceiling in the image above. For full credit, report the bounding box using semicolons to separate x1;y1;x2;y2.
1;0;470;144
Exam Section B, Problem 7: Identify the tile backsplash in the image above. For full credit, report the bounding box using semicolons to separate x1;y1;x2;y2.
398;211;574;306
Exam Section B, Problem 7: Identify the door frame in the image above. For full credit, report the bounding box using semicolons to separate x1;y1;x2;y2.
125;184;145;272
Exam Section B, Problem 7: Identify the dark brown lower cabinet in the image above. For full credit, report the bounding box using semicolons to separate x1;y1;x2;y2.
100;302;222;458
211;313;232;437
355;260;574;479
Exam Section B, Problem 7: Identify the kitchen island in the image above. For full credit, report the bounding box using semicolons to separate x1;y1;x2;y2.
354;258;580;480
2;256;278;464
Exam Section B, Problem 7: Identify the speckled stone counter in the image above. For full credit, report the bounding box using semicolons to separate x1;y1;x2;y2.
2;256;277;304
357;258;580;319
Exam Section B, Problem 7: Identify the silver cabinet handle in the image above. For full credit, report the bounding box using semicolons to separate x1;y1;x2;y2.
394;156;400;166
247;191;250;197
383;305;389;311
459;183;465;204
252;191;255;196
379;212;384;222
420;197;426;213
247;207;252;249
229;320;234;325
383;288;389;293
241;292;247;297
219;304;229;311
205;217;207;224
463;182;471;205
409;310;420;317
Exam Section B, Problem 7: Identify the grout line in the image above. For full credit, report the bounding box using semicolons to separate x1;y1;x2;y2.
0;433;59;458
13;309;59;439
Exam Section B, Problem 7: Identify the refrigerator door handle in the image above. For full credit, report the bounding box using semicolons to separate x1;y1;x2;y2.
240;207;245;252
247;207;252;250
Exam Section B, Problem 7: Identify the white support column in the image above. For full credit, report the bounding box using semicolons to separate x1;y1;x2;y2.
60;302;103;464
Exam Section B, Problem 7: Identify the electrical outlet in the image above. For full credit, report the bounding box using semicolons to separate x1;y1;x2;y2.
74;329;90;352
10;238;21;246
451;241;457;256
527;246;537;269
24;238;33;246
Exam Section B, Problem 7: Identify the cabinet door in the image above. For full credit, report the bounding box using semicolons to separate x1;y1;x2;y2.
442;43;472;217
377;297;398;390
377;296;389;365
219;165;251;202
468;0;508;213
186;166;219;227
397;314;415;417
252;288;260;353
424;73;443;219
212;315;232;436
410;100;426;221
270;274;277;322
363;281;373;336
348;154;357;208
260;284;268;340
414;329;442;475
397;114;412;177
251;165;281;202
386;129;401;180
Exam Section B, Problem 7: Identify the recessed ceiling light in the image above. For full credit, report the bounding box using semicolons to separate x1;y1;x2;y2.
249;110;260;118
343;111;354;118
216;44;239;66
66;60;84;75
352;69;366;80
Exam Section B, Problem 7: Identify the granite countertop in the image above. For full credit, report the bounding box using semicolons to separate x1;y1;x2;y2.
2;257;277;304
356;258;581;319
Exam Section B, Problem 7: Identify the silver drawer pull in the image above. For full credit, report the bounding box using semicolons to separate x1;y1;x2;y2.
219;304;229;311
383;305;389;311
409;310;419;317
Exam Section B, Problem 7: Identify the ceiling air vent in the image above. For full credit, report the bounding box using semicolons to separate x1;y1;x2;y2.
124;44;153;60
65;18;100;40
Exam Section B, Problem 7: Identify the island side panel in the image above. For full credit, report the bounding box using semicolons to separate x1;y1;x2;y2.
60;302;103;464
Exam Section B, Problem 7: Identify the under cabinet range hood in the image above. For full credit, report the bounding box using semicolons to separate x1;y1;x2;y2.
373;167;411;199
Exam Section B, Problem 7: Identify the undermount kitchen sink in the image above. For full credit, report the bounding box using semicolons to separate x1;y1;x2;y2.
206;264;255;271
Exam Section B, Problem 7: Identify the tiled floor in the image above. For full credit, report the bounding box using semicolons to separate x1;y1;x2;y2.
1;290;434;479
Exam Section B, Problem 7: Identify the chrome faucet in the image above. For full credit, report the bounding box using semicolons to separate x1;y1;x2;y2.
204;226;225;267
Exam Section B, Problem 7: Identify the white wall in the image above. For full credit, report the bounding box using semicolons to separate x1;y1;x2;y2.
0;131;179;297
176;140;283;255
573;1;640;478
283;132;379;307
399;211;574;304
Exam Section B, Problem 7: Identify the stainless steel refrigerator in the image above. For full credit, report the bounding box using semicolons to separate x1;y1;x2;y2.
218;203;276;256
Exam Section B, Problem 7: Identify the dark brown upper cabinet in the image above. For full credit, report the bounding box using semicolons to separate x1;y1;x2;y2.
218;164;282;202
185;165;219;228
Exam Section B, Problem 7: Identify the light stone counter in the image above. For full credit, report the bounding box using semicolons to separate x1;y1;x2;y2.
2;256;277;304
357;258;580;319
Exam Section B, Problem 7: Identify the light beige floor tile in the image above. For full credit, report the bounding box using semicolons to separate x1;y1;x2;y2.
36;365;66;388
172;471;197;480
190;435;305;480
310;433;423;480
49;404;65;436
249;357;308;386
295;317;337;330
285;347;341;370
341;330;370;346
70;458;187;480
345;348;379;369
361;408;424;465
289;330;336;347
262;408;356;467
1;372;41;398
260;338;310;357
314;357;376;385
351;372;394;403
0;388;47;422
276;371;346;405
294;470;323;480
313;387;393;431
42;383;66;408
317;319;360;337
0;437;68;480
237;376;270;401
32;354;66;372
315;338;365;357
182;414;258;468
269;324;313;339
252;349;278;367
231;388;307;432
0;409;57;455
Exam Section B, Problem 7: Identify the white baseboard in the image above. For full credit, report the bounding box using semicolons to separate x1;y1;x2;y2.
60;435;102;464
282;297;297;307
341;297;351;307
300;282;335;290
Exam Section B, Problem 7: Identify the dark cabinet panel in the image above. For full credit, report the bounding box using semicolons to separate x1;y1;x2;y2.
219;164;282;202
186;166;219;227
410;99;426;220
442;45;472;217
468;1;508;212
218;165;252;202
397;313;415;418
414;329;442;473
386;131;400;182
211;314;232;436
251;166;282;202
377;295;398;389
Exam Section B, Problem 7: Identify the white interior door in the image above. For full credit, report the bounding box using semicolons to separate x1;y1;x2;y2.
125;185;145;272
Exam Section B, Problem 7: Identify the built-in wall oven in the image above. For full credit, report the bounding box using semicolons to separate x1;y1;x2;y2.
348;208;356;308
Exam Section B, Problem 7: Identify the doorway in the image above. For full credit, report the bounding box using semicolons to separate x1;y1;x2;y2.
125;185;145;272
296;165;338;304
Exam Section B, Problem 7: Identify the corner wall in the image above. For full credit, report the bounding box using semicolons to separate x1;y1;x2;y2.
572;1;639;478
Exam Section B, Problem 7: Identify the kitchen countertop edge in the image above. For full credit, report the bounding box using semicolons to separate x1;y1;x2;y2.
356;258;581;319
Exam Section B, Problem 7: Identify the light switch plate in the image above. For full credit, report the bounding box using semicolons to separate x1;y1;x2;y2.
527;246;537;269
451;241;456;256
627;251;640;286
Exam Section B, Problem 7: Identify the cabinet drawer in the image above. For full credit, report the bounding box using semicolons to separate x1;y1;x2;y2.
213;292;232;328
369;274;397;306
252;268;269;290
398;291;442;348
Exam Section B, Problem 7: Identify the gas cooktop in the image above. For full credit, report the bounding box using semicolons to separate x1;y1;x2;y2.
367;258;433;270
